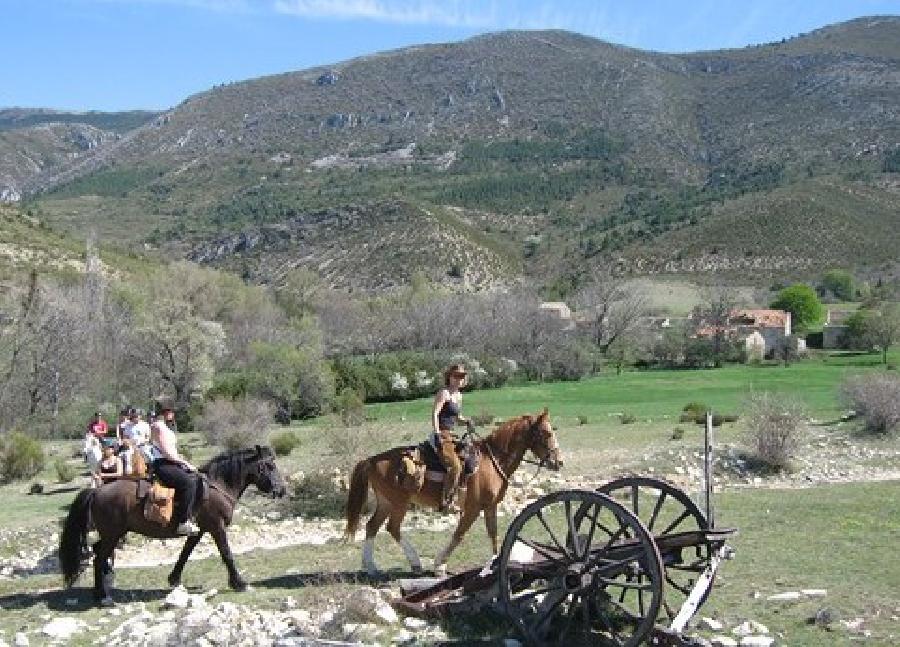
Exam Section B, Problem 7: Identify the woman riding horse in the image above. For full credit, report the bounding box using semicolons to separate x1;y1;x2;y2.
346;407;562;575
60;445;286;606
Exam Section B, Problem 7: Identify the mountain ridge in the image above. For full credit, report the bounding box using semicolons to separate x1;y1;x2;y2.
5;16;900;293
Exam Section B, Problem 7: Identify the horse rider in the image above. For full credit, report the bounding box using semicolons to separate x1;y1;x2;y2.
149;415;201;536
431;363;474;513
123;408;152;462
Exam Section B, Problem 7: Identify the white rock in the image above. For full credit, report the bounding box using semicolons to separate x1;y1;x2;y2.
403;617;428;631
504;640;523;647
143;621;176;643
767;591;801;602
740;638;774;647
392;628;415;643
0;637;8;647
374;603;399;625
700;617;724;631
41;617;85;640
13;634;28;647
748;620;769;634
711;638;737;647
801;588;827;598
163;585;191;608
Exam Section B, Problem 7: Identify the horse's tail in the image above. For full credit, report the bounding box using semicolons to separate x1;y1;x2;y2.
60;488;95;587
344;458;371;539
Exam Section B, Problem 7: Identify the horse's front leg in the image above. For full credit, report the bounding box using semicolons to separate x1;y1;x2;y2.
168;532;205;587
434;506;480;574
210;525;246;591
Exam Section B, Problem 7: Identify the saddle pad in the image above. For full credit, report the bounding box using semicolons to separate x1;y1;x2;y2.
144;482;175;526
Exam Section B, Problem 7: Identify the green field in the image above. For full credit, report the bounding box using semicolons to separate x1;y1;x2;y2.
0;350;898;645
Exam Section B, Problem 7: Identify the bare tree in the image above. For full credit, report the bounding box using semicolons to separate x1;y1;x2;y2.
694;286;739;368
575;268;648;354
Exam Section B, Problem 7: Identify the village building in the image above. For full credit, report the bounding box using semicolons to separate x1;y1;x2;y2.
697;308;796;359
822;309;852;349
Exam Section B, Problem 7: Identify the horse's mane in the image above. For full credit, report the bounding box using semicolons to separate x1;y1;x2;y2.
482;415;532;454
200;447;263;489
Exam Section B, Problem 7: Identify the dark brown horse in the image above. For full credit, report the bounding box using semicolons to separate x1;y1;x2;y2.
345;408;562;575
60;445;286;606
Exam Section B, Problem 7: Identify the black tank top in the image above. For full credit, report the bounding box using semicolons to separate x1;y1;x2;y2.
438;399;460;430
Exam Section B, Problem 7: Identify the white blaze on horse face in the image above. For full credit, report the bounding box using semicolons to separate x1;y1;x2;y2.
362;538;377;574
399;537;422;571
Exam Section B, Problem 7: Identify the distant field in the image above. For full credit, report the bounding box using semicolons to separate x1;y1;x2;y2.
367;349;896;426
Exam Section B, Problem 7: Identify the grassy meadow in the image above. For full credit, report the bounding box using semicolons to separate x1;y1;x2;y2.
1;349;898;645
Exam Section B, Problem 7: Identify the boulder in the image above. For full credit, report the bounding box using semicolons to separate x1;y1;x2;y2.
163;585;191;609
813;606;839;628
711;638;737;647
739;638;774;647
41;617;85;640
700;617;725;631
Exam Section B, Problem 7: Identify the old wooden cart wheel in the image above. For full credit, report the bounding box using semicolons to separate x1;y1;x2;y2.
596;477;713;623
498;490;664;646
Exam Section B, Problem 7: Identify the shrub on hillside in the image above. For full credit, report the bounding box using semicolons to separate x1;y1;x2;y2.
290;471;346;519
840;373;900;435
671;427;685;440
270;430;301;456
54;458;76;483
1;432;45;482
620;412;637;425
682;402;709;417
741;392;806;471
197;396;274;451
334;388;365;427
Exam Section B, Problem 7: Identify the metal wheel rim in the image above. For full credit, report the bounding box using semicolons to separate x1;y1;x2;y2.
498;490;664;647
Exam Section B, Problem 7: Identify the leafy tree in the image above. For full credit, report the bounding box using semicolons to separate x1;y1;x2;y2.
246;342;334;420
845;304;900;364
770;284;824;333
820;269;854;301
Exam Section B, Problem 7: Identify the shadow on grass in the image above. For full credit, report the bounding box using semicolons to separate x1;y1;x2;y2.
253;567;423;590
0;584;174;612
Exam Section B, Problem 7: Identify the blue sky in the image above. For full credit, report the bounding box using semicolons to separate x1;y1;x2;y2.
4;0;898;111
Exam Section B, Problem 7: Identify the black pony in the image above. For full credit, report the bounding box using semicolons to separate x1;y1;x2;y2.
60;445;286;606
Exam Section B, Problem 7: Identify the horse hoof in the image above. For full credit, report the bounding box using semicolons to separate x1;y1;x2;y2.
98;597;115;608
167;575;181;587
434;564;447;577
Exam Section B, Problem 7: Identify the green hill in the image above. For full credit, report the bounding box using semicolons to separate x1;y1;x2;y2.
10;16;900;293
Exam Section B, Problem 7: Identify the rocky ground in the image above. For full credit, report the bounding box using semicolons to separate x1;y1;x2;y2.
1;426;897;646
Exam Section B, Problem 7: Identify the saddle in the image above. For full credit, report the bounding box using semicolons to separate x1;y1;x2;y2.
396;438;480;493
136;476;210;527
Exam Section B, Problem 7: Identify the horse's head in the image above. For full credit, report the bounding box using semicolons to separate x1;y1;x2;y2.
526;407;563;471
250;445;287;498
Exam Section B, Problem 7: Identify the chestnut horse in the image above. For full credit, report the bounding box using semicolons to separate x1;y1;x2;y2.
345;408;562;575
59;445;286;606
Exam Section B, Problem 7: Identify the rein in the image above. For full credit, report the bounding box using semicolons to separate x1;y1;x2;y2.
206;477;238;508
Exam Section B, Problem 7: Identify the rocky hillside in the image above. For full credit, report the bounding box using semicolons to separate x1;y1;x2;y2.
0;109;158;202
187;200;522;291
10;16;900;292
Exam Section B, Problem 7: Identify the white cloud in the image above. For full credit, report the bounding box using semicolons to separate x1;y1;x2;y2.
270;0;638;36
272;0;501;27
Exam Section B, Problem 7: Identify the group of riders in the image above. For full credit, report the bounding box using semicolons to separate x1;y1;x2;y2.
80;362;474;533
83;406;200;536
